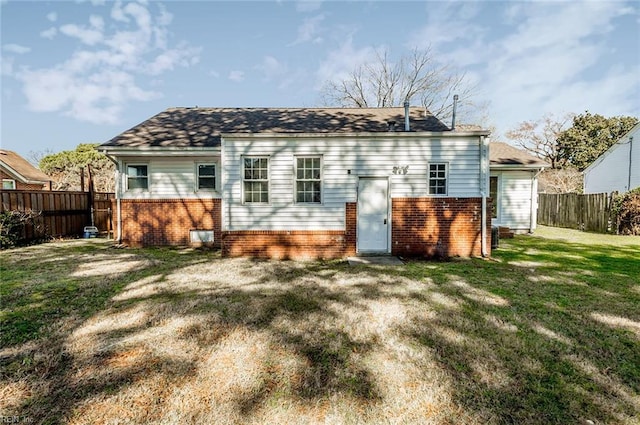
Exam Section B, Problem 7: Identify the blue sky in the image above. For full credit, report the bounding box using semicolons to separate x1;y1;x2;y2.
1;0;639;162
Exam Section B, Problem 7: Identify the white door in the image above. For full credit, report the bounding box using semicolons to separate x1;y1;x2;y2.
357;178;389;253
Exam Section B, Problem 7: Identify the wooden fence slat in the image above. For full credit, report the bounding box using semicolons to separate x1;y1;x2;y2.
538;192;613;233
0;190;114;242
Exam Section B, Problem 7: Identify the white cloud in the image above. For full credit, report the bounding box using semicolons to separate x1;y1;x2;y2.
209;70;220;78
296;0;322;13
59;23;104;45
228;70;245;82
291;14;324;45
3;44;31;54
316;37;378;88
12;1;200;124
256;56;287;81
476;2;640;136
40;27;58;39
46;12;57;22
1;56;14;76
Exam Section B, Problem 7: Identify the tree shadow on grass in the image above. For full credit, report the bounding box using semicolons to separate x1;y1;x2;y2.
400;235;640;424
2;237;639;424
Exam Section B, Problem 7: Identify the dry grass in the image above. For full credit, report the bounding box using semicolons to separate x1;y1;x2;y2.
1;232;639;424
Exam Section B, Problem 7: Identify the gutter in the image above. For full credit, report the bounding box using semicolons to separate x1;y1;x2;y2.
100;150;122;243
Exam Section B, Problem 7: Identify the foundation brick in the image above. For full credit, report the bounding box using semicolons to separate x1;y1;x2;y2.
221;202;357;260
117;198;222;247
391;197;492;258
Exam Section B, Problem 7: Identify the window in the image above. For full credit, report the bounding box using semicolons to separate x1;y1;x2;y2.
490;176;499;219
243;157;269;203
126;164;148;190
197;164;216;190
2;179;16;190
428;163;447;195
295;157;321;203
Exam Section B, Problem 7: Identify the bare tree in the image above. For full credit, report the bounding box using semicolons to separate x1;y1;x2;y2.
538;168;583;193
26;149;54;168
505;113;574;169
320;46;481;123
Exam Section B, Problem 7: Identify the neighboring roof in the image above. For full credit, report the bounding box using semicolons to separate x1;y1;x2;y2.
101;107;484;149
0;149;51;183
490;142;549;169
583;121;640;174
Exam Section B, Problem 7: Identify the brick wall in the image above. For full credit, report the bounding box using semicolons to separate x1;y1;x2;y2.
222;202;357;260
118;199;221;247
391;197;491;258
0;170;49;190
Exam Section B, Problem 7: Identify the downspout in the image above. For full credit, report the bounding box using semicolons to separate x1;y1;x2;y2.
480;135;489;257
101;152;122;243
628;136;634;191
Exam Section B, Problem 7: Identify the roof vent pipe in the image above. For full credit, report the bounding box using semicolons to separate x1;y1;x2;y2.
451;94;459;131
404;100;410;132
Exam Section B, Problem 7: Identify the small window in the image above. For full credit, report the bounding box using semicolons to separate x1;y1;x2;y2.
243;157;269;203
296;157;321;203
2;179;16;190
127;164;148;190
197;164;216;190
490;176;499;219
428;163;447;195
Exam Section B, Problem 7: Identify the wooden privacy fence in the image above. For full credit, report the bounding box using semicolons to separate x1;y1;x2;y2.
1;190;114;240
537;192;614;233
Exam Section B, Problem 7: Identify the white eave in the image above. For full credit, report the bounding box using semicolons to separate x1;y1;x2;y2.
490;164;547;171
220;130;491;139
97;146;221;156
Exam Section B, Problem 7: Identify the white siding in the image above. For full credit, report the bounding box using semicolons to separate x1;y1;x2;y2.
119;156;222;199
583;125;640;194
223;136;482;231
492;170;536;232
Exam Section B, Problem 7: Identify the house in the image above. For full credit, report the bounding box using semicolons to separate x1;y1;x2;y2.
99;106;492;259
0;149;52;191
583;122;640;194
490;142;548;234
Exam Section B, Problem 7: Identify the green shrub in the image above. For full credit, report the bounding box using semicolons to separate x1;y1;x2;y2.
611;188;640;235
0;210;44;249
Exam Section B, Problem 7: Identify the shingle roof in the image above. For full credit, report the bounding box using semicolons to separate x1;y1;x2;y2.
490;142;549;168
0;149;51;183
101;107;459;148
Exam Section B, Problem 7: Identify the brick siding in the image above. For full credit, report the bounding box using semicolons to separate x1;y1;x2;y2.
115;198;491;259
0;170;50;191
221;202;357;260
391;197;492;258
117;199;222;247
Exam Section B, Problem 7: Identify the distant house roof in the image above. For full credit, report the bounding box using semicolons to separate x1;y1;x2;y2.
0;149;51;183
490;142;549;169
101;107;488;149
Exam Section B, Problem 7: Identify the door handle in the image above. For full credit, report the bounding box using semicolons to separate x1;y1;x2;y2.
384;218;387;225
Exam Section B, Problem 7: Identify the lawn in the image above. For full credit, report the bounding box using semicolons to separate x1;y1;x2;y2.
1;227;639;424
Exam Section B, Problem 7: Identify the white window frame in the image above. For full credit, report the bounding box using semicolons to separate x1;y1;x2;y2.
2;179;16;190
242;156;270;204
125;163;149;191
195;163;217;191
428;162;448;196
295;156;322;204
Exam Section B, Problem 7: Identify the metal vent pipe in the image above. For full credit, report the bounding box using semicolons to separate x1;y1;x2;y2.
404;100;410;131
